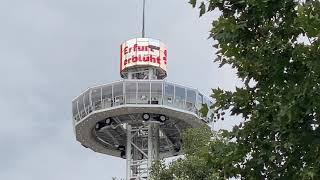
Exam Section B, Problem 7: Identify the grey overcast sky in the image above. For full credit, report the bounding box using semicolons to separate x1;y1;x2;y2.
0;0;242;179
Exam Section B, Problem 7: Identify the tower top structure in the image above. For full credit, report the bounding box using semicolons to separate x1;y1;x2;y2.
120;38;168;80
120;0;167;80
71;1;214;179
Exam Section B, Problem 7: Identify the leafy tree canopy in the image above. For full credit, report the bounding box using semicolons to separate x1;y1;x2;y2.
152;0;320;179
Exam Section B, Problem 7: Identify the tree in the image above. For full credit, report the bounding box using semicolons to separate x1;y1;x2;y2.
151;127;236;180
152;0;320;179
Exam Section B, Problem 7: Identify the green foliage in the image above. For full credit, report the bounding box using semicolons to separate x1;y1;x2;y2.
152;127;237;180
188;0;197;8
153;0;320;179
200;103;209;117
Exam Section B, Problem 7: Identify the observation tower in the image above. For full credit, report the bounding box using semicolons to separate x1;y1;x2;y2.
71;1;213;179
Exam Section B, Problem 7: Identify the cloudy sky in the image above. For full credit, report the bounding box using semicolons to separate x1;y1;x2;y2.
0;0;242;179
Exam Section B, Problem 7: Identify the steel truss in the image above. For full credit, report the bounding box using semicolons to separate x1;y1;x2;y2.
126;122;160;180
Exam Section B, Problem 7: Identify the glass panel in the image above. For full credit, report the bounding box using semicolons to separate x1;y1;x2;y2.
151;82;162;104
197;93;203;107
175;86;186;109
196;93;204;116
77;94;86;119
72;100;79;121
84;91;91;114
203;97;211;106
113;82;124;106
113;82;123;97
102;85;112;108
131;70;149;80
164;83;174;106
125;82;137;104
91;87;102;110
186;89;196;112
137;82;150;104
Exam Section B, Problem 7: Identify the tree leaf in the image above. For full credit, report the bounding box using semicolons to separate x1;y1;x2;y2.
189;0;197;8
199;2;206;17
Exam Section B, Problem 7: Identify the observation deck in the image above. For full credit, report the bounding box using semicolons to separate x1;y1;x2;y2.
72;80;213;158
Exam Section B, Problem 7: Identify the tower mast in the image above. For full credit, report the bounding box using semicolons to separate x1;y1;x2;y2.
142;0;146;38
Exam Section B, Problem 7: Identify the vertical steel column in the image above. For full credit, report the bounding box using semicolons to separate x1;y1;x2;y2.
126;124;132;180
147;122;160;176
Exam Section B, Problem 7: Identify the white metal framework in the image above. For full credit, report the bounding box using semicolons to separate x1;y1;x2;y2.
72;33;213;179
72;79;214;179
126;122;160;179
72;80;214;124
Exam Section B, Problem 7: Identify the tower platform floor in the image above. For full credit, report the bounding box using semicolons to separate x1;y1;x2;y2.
72;80;213;158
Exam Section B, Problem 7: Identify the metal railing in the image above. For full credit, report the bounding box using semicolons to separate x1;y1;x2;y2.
72;80;213;123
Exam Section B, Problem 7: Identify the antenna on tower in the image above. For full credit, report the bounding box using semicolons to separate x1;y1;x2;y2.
142;0;146;38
